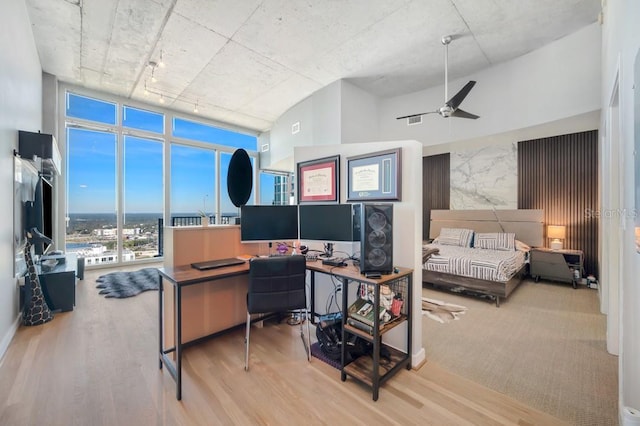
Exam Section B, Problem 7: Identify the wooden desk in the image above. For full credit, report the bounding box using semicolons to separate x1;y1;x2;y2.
158;262;250;400
160;258;413;401
306;260;413;401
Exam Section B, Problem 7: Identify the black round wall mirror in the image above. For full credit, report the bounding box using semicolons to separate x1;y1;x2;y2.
227;148;253;207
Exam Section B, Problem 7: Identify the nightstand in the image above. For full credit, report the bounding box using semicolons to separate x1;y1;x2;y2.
529;247;584;289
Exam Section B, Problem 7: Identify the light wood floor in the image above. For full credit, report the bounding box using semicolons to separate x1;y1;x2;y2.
0;263;567;425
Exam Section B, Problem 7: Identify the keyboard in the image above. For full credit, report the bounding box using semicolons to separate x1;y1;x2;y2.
191;258;246;270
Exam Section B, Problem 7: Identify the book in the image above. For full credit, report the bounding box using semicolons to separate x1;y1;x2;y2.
348;298;387;327
346;317;383;335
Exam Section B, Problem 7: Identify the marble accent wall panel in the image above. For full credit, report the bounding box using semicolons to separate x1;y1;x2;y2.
450;143;517;209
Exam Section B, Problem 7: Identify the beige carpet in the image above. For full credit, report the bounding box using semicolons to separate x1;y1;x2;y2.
422;279;618;426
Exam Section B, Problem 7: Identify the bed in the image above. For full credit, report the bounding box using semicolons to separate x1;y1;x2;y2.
422;209;544;307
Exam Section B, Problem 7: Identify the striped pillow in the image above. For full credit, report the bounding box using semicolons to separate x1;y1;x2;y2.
437;228;474;248
474;232;516;251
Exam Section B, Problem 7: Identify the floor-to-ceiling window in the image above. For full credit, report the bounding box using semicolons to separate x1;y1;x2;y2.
63;88;258;267
170;145;216;220
259;171;293;205
123;135;163;263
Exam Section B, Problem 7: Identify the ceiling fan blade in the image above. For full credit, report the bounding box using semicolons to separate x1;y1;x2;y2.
446;80;476;110
396;111;436;120
450;108;479;119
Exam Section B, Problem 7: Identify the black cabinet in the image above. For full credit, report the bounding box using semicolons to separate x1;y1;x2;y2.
25;254;78;312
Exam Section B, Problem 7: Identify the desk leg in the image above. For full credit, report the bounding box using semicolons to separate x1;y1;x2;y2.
176;285;182;400
159;276;163;370
372;283;380;401
340;277;348;382
310;271;316;323
406;273;412;371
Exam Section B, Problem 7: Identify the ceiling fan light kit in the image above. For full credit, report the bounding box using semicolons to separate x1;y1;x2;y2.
397;35;480;122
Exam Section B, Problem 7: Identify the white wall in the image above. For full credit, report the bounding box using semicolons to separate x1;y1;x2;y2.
262;80;342;171
379;23;601;147
340;80;379;144
0;0;43;360
295;140;425;367
262;79;381;170
600;0;640;417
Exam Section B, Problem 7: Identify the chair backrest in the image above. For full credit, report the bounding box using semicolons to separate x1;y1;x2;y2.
247;255;307;314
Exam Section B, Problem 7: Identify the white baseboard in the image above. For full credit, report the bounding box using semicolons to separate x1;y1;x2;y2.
412;347;426;368
0;315;20;366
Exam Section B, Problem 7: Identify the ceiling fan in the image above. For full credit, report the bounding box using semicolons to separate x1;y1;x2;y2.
397;35;479;121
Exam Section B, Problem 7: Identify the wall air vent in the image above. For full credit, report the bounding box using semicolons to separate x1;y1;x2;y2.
407;116;422;125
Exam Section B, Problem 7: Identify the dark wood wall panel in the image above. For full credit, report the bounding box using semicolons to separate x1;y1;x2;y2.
423;153;450;240
518;130;599;277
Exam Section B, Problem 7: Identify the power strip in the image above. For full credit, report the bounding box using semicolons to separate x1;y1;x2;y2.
322;258;347;267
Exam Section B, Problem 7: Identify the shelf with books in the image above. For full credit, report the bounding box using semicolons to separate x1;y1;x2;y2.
348;298;387;326
339;272;412;401
345;314;406;339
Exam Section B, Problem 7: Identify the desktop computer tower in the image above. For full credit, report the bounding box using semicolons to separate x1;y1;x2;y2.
359;203;393;275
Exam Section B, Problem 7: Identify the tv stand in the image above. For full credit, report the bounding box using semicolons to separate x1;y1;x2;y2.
25;253;78;312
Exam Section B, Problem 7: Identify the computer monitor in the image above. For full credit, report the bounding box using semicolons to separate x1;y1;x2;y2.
298;203;361;243
240;205;299;242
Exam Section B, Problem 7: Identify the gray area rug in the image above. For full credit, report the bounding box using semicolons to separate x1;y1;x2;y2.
422;279;618;425
96;268;160;298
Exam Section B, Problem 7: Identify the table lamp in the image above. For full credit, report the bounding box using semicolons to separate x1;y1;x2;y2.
547;225;566;250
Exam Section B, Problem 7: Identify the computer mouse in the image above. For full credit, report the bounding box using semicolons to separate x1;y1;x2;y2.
393;267;399;273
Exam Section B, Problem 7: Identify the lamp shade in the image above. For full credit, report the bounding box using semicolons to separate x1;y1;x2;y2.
547;225;566;240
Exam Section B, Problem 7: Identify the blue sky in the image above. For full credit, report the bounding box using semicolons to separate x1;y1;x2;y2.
66;93;269;214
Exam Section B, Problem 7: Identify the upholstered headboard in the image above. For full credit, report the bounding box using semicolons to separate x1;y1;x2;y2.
429;209;544;247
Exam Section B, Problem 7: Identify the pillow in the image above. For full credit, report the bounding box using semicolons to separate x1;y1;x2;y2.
437;228;474;247
474;232;516;251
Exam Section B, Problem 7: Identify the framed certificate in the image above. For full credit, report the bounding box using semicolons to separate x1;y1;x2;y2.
297;155;339;203
347;148;401;201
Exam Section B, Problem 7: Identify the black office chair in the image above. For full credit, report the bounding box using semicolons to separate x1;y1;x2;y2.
245;255;311;371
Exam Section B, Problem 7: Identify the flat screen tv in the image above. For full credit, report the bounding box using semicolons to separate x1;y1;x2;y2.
298;203;360;242
25;176;53;255
240;205;299;242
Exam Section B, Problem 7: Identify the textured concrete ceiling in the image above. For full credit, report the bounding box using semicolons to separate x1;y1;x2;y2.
25;0;601;133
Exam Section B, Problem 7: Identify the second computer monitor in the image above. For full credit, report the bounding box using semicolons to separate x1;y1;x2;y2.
298;203;360;242
240;205;299;242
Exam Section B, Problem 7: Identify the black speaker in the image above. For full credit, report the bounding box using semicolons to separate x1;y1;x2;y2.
360;203;393;275
227;148;253;207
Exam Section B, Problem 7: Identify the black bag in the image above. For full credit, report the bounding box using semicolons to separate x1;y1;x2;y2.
316;313;372;362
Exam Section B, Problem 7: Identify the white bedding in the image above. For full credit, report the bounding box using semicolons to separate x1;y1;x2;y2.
423;243;527;282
